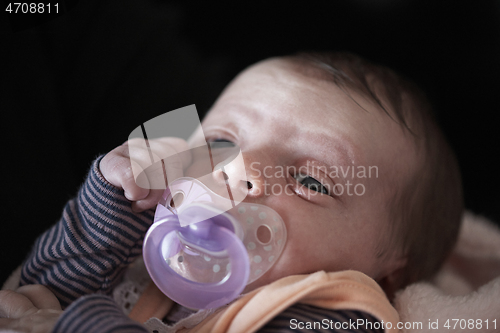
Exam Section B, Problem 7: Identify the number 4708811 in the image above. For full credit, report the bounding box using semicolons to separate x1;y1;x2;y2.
443;319;496;330
5;3;59;14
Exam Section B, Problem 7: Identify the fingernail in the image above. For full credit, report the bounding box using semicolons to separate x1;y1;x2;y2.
132;201;144;213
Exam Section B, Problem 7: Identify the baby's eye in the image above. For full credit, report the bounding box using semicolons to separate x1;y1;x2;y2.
207;138;239;170
295;173;329;195
208;138;235;149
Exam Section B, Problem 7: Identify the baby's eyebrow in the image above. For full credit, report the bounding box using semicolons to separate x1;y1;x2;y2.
298;131;357;168
203;103;257;134
206;103;358;167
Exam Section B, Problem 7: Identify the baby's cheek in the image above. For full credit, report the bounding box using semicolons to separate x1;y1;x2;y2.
274;239;316;274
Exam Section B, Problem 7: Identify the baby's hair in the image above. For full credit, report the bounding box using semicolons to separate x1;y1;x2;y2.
289;51;463;290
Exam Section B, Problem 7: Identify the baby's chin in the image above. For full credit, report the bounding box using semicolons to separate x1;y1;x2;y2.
241;263;300;294
242;273;274;294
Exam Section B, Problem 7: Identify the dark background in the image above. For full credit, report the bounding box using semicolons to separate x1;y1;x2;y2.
1;0;499;285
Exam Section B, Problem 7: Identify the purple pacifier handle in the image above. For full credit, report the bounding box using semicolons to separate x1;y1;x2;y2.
143;206;250;309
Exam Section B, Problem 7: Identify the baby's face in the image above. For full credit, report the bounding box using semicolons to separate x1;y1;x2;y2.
188;58;415;290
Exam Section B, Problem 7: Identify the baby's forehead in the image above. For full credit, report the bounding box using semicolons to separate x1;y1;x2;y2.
261;57;423;141
241;57;333;85
241;58;418;163
238;59;399;127
229;58;356;112
217;59;416;155
239;58;388;116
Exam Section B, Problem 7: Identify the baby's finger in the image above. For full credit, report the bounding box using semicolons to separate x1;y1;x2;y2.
161;152;185;187
131;189;165;212
134;160;168;190
0;290;35;318
100;148;150;201
129;137;190;189
120;158;151;201
16;285;61;311
127;140;161;188
136;156;183;190
0;317;18;330
150;137;192;182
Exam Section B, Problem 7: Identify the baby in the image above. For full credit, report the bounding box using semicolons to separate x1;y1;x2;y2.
0;52;462;332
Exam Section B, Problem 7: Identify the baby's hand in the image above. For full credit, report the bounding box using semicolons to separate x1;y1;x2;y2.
100;137;192;212
0;285;62;333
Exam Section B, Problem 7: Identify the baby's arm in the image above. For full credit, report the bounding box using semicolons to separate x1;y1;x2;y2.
19;138;189;308
0;285;148;333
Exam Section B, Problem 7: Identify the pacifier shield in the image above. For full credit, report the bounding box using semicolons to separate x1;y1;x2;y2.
144;177;287;309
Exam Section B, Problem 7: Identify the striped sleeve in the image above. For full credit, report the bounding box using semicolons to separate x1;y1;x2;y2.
20;156;154;308
53;294;149;333
259;304;385;333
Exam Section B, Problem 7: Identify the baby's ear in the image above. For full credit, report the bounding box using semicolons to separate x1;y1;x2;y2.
377;256;408;301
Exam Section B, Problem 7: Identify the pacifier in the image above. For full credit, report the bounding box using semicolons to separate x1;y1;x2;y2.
142;177;287;309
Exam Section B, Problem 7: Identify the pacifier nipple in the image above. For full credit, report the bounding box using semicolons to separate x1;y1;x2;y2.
142;177;287;309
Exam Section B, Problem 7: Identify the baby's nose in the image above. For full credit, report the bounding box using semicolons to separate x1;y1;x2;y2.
211;155;264;201
212;168;251;191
